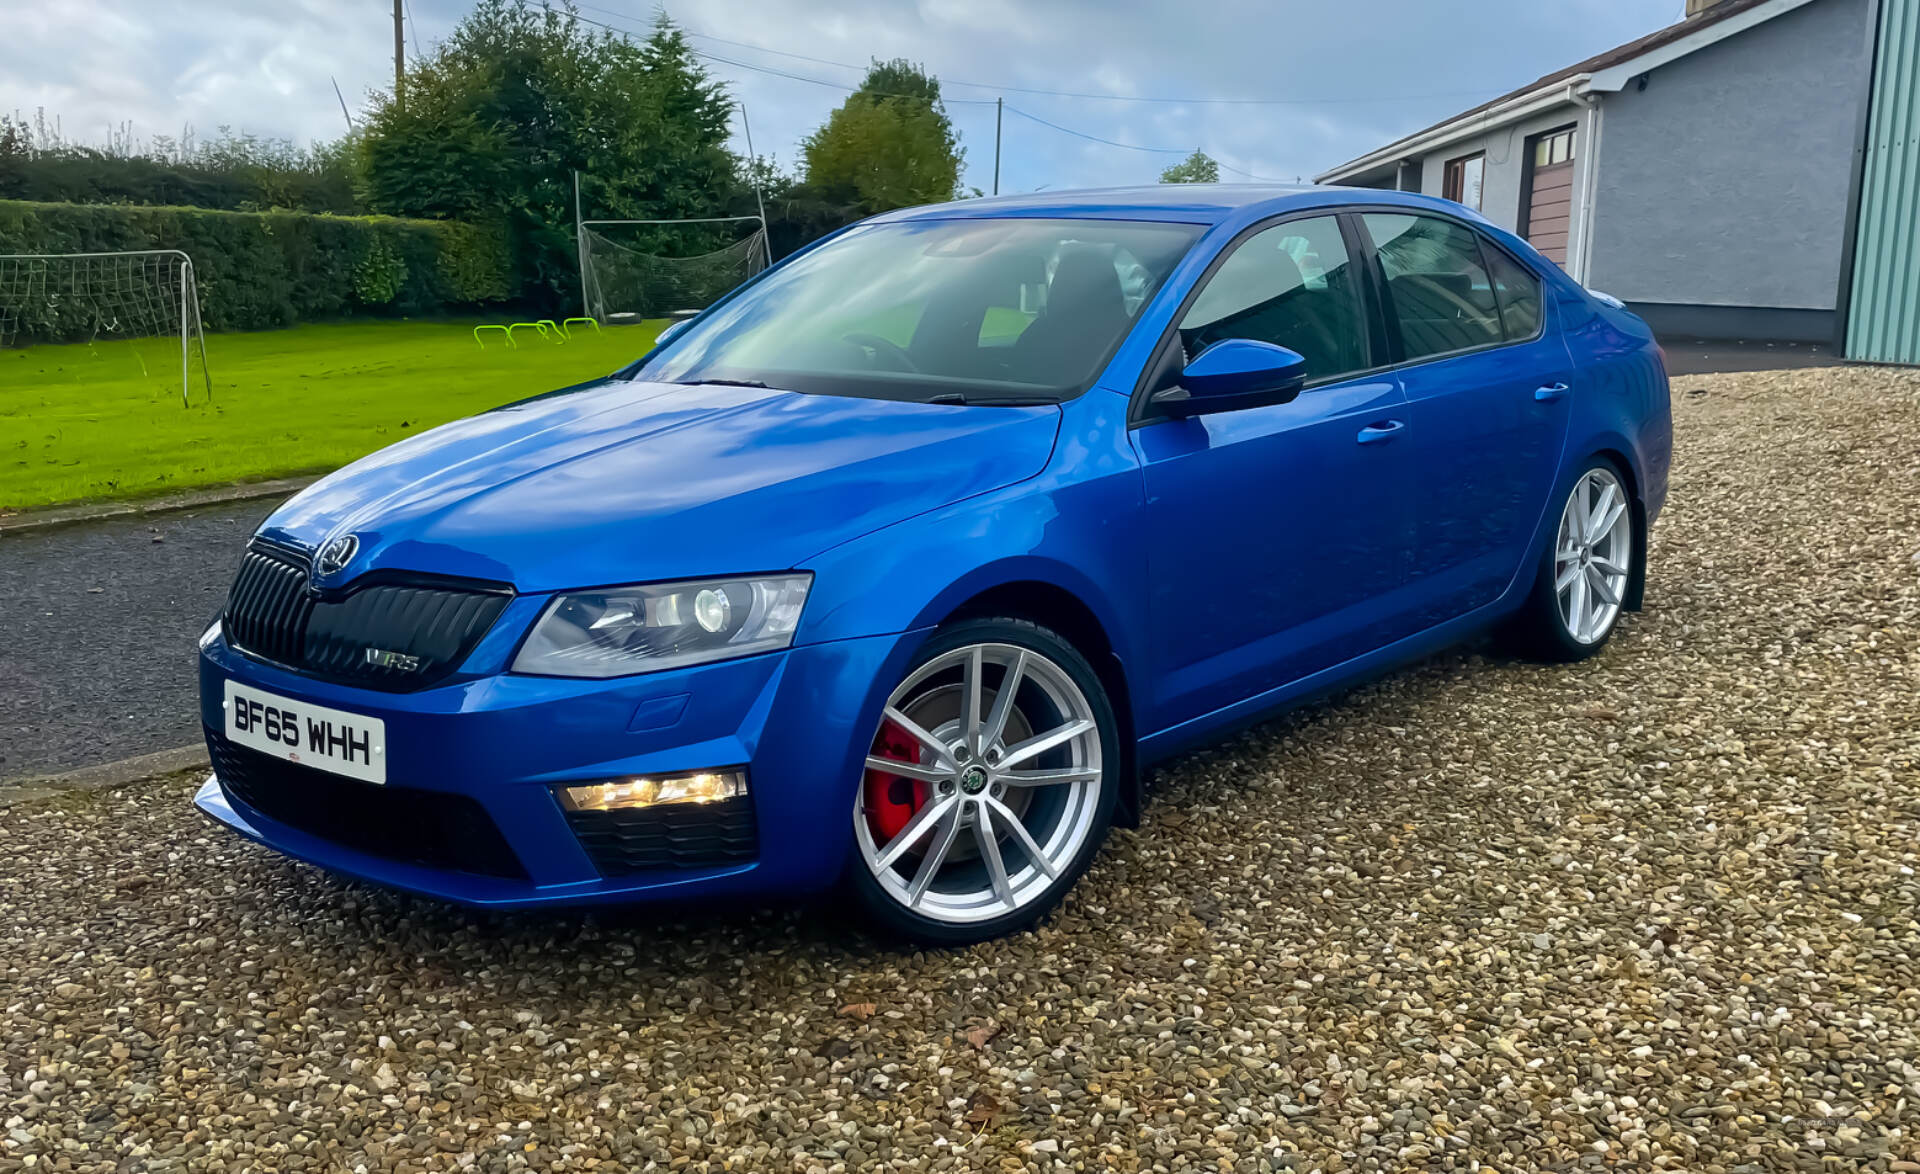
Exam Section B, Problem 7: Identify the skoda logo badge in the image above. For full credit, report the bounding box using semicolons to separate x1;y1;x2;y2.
316;534;360;578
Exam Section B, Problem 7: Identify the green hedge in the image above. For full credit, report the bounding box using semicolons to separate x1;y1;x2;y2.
0;200;512;340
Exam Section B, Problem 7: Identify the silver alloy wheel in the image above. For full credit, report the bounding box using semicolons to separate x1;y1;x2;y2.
853;642;1104;925
1554;467;1633;644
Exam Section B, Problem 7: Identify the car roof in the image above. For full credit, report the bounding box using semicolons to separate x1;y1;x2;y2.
869;184;1465;227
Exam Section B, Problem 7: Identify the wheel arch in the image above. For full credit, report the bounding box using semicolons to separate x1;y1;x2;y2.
932;575;1143;829
1585;444;1649;612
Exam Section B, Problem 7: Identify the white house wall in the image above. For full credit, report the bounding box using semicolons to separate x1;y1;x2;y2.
1586;0;1872;317
1414;104;1595;270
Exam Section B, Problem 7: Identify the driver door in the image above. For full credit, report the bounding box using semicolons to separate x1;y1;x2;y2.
1131;214;1418;730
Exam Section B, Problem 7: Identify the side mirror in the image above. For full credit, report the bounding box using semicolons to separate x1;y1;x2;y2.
1149;339;1309;419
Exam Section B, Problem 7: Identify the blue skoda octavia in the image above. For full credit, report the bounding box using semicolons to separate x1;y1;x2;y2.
196;185;1671;943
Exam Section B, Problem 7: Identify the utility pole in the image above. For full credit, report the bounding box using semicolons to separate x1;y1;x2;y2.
393;0;405;108
993;97;1003;196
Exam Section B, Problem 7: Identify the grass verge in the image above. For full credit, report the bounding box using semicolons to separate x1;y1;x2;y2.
1;318;664;511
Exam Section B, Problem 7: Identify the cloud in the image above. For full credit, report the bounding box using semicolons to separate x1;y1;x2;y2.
1;0;388;146
2;0;1683;190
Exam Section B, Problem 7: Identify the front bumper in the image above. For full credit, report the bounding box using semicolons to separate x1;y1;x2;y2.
194;627;915;908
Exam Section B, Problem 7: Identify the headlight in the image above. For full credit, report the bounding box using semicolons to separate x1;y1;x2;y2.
511;574;811;678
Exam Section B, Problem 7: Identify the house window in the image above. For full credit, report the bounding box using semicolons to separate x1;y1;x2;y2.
1442;153;1485;210
1533;128;1576;168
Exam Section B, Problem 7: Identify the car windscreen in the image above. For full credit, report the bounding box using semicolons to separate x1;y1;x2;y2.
633;217;1203;404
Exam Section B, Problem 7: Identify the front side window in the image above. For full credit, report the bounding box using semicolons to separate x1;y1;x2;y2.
1443;153;1485;210
1176;215;1369;383
637;217;1200;403
1363;213;1503;360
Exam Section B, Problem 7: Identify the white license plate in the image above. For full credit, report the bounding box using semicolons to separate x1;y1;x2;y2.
224;680;387;784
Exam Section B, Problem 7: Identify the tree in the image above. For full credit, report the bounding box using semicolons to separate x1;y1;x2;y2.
0;116;25;200
855;59;944;105
801;59;963;212
356;3;738;308
1160;150;1220;184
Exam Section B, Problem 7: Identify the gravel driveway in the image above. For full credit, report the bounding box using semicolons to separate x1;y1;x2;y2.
4;366;1917;1173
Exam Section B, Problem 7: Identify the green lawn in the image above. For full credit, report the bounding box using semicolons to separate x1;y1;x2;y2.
0;318;665;511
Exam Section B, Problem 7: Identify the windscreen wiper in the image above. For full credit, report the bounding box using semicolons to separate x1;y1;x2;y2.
927;392;1053;407
673;378;772;389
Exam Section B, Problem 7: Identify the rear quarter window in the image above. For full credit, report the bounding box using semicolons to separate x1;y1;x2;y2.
1485;245;1544;340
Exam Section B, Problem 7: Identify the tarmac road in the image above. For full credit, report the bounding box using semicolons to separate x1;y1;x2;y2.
0;499;277;780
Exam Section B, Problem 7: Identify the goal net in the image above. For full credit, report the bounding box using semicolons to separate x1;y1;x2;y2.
0;250;213;406
578;217;770;324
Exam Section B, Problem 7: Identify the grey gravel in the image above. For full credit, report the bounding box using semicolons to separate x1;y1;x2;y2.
4;365;1919;1173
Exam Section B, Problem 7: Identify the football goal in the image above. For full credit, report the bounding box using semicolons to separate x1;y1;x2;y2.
0;250;213;407
577;216;771;325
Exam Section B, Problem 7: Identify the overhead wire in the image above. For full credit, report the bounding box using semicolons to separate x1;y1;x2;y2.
569;10;996;103
690;46;998;104
1000;105;1287;182
576;3;1499;110
571;5;1473;186
693;29;1496;107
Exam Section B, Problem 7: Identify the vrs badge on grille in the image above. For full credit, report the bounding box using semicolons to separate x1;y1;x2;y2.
315;534;360;578
364;647;423;672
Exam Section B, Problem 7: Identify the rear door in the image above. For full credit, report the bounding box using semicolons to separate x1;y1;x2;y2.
1357;212;1573;627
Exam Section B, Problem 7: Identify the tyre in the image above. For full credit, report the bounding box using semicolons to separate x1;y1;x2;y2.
1507;457;1638;661
847;617;1120;945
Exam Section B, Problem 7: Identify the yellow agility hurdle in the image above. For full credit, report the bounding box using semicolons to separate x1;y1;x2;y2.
473;324;513;349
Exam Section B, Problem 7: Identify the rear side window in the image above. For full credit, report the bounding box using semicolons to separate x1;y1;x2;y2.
1363;213;1502;360
1177;215;1369;383
1485;244;1543;340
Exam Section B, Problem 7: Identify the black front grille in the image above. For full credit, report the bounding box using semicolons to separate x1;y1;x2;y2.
224;544;314;666
208;728;526;880
222;543;510;691
565;799;759;876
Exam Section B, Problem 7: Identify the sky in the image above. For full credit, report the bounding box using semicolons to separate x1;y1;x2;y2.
1;0;1685;192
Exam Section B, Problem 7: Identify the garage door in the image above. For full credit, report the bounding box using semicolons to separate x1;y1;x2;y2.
1846;0;1920;365
1523;127;1576;267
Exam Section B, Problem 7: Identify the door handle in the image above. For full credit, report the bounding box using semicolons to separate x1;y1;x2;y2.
1534;382;1570;402
1356;419;1405;445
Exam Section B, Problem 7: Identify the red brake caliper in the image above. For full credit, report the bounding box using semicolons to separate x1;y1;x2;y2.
865;719;931;842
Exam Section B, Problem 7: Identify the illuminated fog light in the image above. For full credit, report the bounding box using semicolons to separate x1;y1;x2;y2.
559;770;747;812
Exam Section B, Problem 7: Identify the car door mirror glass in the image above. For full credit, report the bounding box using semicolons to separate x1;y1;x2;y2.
654;317;693;346
1152;339;1309;418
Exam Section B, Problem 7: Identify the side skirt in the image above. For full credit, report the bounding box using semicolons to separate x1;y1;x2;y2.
1135;594;1519;768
